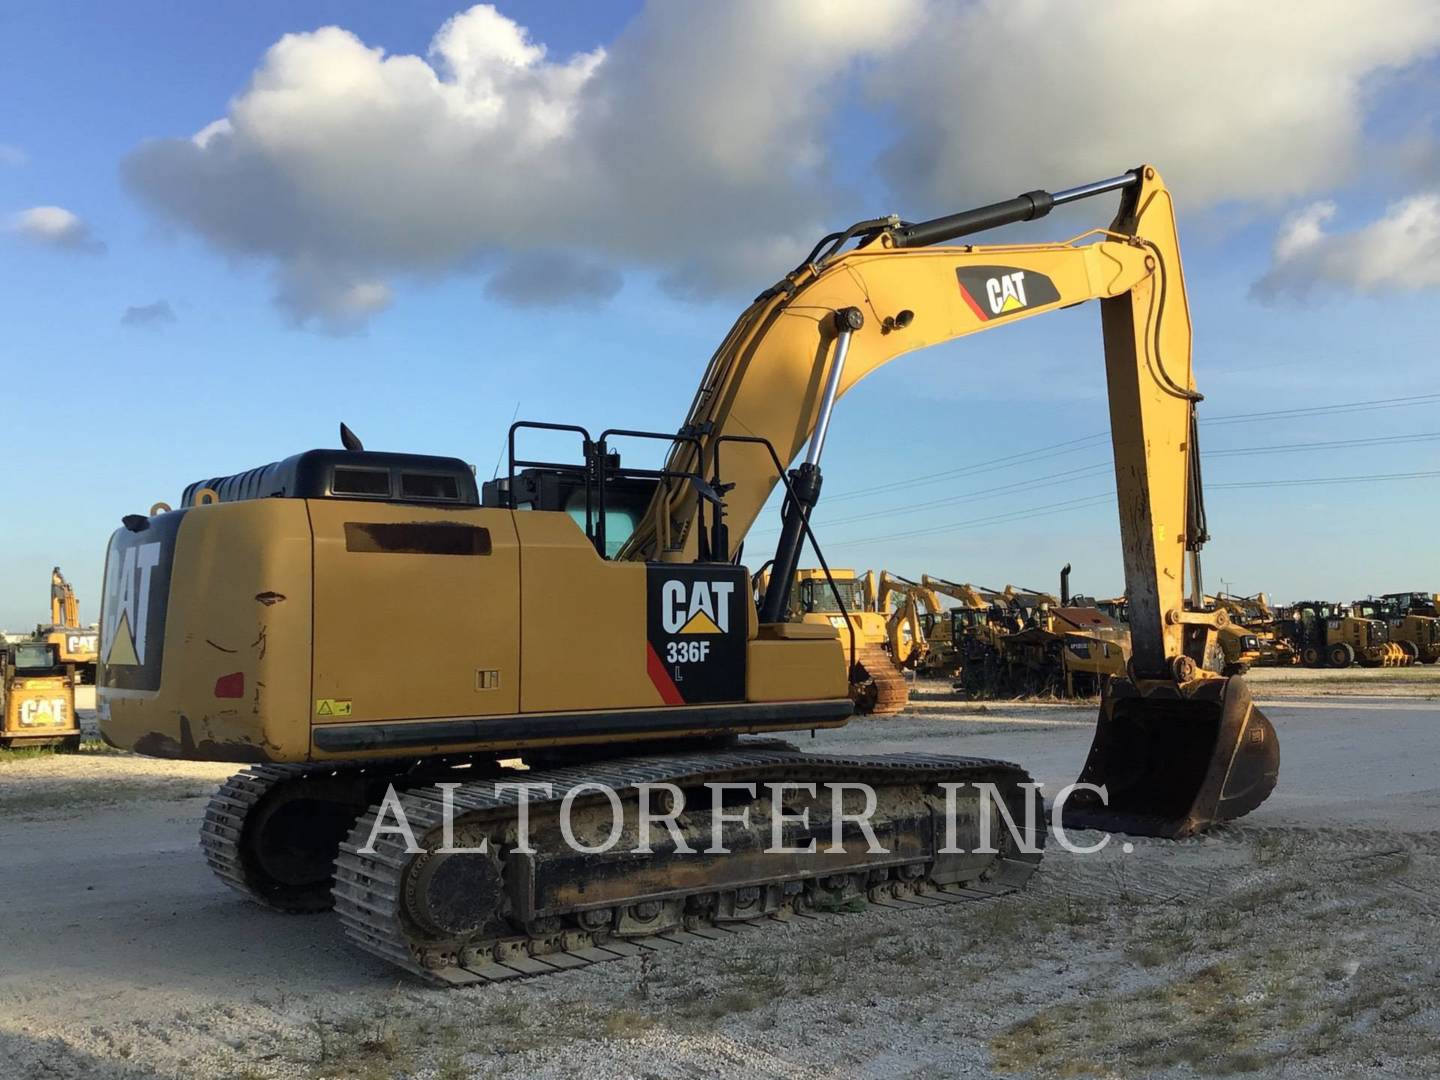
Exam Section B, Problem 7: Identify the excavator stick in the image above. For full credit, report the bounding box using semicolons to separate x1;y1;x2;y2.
1062;676;1279;839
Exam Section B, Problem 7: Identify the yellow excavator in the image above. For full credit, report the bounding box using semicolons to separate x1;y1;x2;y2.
874;572;939;673
919;574;1009;678
961;565;1130;698
98;165;1278;985
39;567;99;683
765;566;909;715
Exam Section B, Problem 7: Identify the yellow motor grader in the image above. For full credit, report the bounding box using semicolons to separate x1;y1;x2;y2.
97;165;1278;985
1354;596;1439;665
1275;601;1408;668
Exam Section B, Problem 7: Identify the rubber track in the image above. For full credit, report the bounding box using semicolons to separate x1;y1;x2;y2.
332;747;1041;986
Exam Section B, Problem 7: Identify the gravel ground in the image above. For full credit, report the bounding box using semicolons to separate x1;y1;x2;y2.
1;667;1437;1079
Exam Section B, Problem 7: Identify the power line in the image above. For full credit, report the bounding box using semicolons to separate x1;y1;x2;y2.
822;391;1440;502
823;431;1107;504
1212;469;1440;490
819;467;1440;549
1207;431;1440;456
787;462;1112;529
752;429;1440;540
1201;392;1440;426
823;492;1117;548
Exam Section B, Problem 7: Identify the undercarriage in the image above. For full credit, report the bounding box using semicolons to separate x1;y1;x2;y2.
202;741;1044;985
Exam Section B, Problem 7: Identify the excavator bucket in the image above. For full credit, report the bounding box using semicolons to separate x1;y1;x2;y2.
1062;676;1278;839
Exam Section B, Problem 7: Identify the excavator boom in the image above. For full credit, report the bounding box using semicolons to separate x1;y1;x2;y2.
626;164;1277;836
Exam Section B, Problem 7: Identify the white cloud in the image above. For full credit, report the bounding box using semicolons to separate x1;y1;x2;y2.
1254;194;1440;299
0;144;26;166
872;0;1440;208
274;260;393;334
7;205;104;253
121;1;918;326
120;1;1440;327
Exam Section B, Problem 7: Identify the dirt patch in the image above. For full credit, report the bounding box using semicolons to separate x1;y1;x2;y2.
0;748;234;820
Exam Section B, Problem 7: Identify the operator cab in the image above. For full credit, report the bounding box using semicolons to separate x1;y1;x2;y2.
481;463;658;560
5;642;62;675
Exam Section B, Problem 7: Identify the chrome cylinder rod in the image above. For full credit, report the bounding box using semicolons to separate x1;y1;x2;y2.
805;307;864;466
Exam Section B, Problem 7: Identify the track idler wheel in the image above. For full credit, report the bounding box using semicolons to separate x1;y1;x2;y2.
1061;675;1279;839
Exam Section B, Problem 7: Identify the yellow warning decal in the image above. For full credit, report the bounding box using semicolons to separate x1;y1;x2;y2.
679;610;723;635
315;698;353;717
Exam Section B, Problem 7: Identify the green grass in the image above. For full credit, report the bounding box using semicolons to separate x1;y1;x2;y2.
0;737;117;763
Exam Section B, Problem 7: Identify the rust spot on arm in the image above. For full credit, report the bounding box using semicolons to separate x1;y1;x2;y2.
256;591;287;606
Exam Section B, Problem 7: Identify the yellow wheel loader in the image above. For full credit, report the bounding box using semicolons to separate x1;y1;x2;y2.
97;165;1277;985
1276;601;1408;668
1;641;80;750
773;567;909;715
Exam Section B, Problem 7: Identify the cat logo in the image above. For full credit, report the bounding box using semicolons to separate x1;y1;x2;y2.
661;579;735;635
102;540;162;667
955;265;1060;322
20;698;68;727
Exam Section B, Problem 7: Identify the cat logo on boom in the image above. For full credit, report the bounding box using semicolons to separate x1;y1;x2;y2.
955;265;1061;322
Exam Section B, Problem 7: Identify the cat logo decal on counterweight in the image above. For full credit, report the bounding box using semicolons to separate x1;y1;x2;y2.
660;578;734;635
646;567;747;706
955;266;1060;322
98;511;180;693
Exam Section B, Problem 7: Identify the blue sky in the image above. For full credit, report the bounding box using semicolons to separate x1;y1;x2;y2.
2;1;1438;629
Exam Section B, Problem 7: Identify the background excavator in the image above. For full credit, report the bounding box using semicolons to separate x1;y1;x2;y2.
754;566;909;715
950;566;1129;698
39;567;98;684
97;165;1278;985
875;572;940;674
920;574;1012;679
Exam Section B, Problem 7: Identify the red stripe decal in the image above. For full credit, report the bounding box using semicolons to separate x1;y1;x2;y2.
646;643;685;706
958;283;989;321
